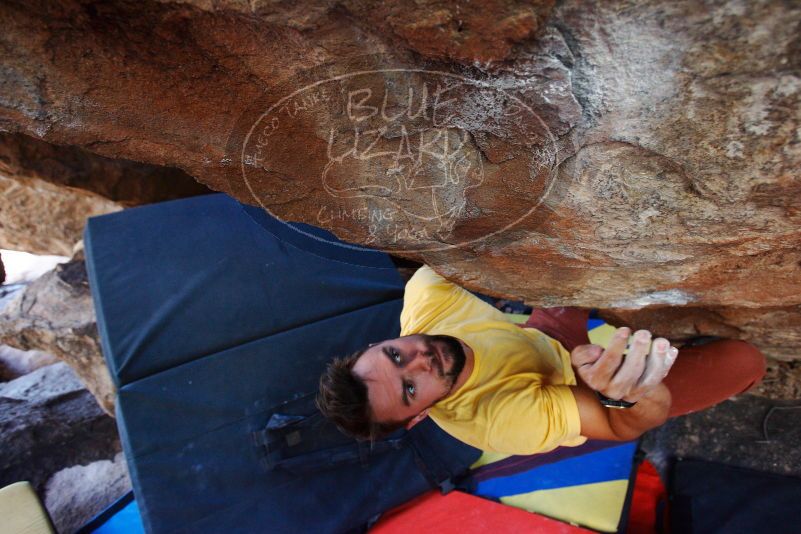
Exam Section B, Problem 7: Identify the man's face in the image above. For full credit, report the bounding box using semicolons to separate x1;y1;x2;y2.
352;334;466;427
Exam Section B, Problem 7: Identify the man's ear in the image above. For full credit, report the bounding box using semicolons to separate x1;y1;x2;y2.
405;408;429;430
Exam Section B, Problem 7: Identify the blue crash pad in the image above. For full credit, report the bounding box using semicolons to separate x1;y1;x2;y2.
84;194;480;533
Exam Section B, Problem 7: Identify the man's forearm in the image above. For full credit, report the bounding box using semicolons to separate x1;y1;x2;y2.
606;384;672;441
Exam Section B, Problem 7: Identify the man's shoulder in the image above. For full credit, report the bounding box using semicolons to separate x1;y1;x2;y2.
402;266;515;336
405;265;446;290
401;266;460;332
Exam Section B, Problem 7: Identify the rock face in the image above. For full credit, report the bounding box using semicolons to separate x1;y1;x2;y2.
0;132;211;207
0;132;211;256
1;0;799;358
601;304;801;362
0;362;121;492
0;260;115;415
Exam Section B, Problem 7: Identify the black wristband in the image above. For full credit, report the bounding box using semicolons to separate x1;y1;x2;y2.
596;391;637;409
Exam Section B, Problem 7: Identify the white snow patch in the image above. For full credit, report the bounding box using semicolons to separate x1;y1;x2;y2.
1;249;68;285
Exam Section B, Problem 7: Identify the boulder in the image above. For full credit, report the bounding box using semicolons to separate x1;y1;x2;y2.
0;284;24;317
0;0;799;358
44;452;131;534
0;260;115;415
0;362;120;492
0;345;60;382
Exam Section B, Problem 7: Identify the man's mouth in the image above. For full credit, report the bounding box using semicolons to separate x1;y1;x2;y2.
428;341;445;375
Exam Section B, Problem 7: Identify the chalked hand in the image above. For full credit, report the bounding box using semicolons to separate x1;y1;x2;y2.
570;327;678;402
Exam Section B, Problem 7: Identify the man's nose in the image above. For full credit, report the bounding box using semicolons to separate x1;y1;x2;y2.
407;349;432;372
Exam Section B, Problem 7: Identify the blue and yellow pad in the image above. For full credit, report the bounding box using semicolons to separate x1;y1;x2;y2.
469;318;636;533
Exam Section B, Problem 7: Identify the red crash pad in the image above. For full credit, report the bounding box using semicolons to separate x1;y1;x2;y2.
371;490;594;534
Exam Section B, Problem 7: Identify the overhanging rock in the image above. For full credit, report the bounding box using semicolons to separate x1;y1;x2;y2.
1;0;799;358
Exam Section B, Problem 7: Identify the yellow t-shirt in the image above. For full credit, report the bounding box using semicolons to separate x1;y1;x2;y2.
400;266;587;455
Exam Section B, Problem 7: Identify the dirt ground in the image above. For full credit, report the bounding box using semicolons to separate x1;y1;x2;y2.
754;358;801;400
642;393;801;480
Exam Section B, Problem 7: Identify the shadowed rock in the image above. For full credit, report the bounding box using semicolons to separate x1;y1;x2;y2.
0;132;211;256
44;452;131;534
0;362;120;492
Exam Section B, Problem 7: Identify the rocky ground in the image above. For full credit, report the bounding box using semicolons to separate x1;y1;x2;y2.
0;361;129;532
0;251;128;533
759;359;801;400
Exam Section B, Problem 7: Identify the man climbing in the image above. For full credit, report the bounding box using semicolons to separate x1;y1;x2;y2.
317;266;766;455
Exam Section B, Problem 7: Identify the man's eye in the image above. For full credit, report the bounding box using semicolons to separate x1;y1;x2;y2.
391;348;401;364
406;382;416;397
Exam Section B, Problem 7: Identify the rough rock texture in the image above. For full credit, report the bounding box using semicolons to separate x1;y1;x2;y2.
0;344;60;382
0;132;211;206
1;0;800;358
642;395;801;480
0;168;122;256
44;452;131;534
0;284;23;315
759;359;801;400
0;260;115;414
601;304;801;362
0;132;211;256
0;362;121;492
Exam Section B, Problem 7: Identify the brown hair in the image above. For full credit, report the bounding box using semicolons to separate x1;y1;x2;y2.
316;348;411;441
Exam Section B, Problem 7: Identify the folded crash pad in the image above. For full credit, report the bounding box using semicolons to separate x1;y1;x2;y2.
84;194;481;533
85;194;405;387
